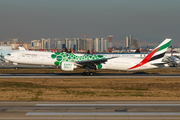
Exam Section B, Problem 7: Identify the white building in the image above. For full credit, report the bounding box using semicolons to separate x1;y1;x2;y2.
41;38;51;49
93;38;99;52
31;40;41;49
93;38;108;52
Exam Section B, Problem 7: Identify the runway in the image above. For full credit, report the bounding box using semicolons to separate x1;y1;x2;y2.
1;63;180;78
0;73;180;78
0;101;180;119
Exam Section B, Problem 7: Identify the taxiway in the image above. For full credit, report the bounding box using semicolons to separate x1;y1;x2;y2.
0;101;180;119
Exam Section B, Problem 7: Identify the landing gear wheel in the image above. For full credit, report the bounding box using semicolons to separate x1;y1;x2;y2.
83;72;93;76
83;72;86;76
89;72;93;76
86;72;90;76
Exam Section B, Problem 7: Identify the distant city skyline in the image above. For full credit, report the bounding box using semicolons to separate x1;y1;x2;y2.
0;0;180;45
2;36;179;49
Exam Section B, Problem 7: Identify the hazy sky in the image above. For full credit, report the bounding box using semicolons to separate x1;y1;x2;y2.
0;0;180;44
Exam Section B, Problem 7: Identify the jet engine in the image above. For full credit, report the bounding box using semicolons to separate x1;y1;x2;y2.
61;62;77;71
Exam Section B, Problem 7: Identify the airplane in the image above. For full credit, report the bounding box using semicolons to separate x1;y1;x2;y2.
169;56;180;67
4;38;171;76
167;46;180;67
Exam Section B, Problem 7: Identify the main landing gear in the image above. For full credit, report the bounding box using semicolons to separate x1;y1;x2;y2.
83;66;94;76
83;72;93;76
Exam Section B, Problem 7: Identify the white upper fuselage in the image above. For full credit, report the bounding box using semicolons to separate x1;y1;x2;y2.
94;53;180;65
94;53;180;58
5;51;56;66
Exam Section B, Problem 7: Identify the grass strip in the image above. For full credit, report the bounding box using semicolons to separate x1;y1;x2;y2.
0;78;180;101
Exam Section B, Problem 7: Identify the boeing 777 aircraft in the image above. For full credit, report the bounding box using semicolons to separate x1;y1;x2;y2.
5;39;171;75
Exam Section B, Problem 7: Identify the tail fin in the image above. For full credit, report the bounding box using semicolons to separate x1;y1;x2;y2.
129;38;171;70
18;46;26;51
148;38;171;62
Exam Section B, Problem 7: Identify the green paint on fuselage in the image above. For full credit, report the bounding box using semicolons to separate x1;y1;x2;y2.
51;53;106;69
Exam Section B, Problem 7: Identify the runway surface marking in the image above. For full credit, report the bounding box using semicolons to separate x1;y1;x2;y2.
26;112;180;116
36;104;180;106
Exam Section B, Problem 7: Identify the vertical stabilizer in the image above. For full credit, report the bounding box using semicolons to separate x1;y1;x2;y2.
129;38;171;70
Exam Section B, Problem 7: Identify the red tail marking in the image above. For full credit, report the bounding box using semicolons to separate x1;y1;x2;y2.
128;47;159;70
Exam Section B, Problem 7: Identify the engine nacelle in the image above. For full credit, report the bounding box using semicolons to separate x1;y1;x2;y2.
61;62;77;71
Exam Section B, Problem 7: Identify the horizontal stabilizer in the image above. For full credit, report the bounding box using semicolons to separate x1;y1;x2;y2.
151;62;168;66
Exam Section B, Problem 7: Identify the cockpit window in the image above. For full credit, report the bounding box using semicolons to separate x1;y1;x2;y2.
7;54;11;56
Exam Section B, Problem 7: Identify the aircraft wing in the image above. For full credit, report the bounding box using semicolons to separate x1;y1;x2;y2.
76;57;113;66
